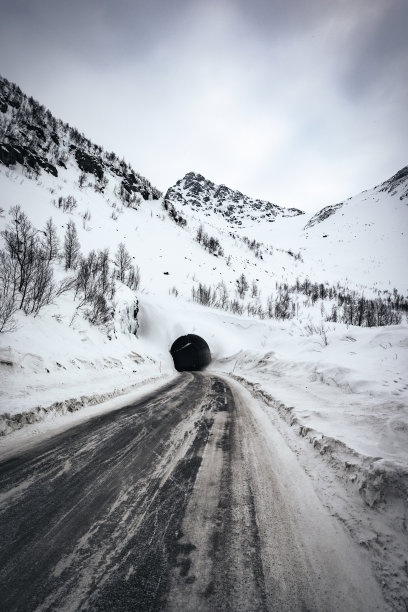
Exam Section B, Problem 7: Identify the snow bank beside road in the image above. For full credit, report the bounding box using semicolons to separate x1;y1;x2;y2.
0;291;175;433
213;321;408;466
0;374;178;461
0;373;173;437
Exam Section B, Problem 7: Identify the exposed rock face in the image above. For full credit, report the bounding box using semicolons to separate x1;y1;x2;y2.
73;147;104;180
304;202;344;229
164;171;304;226
379;166;408;201
0;143;58;176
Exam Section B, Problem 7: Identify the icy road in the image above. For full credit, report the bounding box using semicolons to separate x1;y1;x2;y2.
0;373;386;611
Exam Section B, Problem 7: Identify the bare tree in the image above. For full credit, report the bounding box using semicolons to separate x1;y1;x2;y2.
64;220;80;270
43;217;59;261
1;205;36;297
97;248;110;293
114;242;132;283
1;208;55;317
75;252;94;299
24;255;54;316
84;292;110;326
196;224;204;244
192;283;214;306
251;280;259;298
215;280;229;309
0;250;18;333
236;273;249;299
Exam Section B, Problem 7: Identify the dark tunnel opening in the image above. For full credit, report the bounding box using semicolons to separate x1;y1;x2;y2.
170;334;211;372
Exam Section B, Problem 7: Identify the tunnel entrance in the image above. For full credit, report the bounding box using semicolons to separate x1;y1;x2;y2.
170;334;211;372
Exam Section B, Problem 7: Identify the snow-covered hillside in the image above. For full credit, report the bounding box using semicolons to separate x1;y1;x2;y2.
165;167;408;293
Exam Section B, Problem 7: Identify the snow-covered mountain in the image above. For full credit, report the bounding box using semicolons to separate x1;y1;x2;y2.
163;166;408;293
164;170;304;226
296;167;408;292
305;167;408;230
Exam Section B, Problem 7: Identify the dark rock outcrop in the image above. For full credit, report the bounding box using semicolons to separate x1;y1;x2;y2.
0;143;58;176
73;147;104;180
304;202;344;229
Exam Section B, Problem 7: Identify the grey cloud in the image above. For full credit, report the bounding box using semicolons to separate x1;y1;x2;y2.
336;0;408;99
0;0;406;211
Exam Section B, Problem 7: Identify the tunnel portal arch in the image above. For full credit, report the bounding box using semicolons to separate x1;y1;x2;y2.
170;334;211;372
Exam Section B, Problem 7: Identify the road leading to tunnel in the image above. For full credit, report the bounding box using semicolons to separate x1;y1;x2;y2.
0;373;386;611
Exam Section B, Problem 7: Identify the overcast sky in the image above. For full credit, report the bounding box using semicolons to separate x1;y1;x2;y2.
1;0;407;211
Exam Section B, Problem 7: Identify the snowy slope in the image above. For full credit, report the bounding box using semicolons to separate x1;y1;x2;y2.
165;168;408;293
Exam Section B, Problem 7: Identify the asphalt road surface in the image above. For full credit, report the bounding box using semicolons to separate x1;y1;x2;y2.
0;372;386;611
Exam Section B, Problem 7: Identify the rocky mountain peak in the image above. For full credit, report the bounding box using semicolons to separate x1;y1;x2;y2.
165;171;304;226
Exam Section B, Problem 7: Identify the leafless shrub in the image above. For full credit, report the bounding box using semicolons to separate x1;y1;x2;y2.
56;276;76;296
126;264;141;291
230;299;244;315
72;248;115;328
192;283;214;306
236;273;249;299
56;195;78;212
304;322;329;346
195;224;224;256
